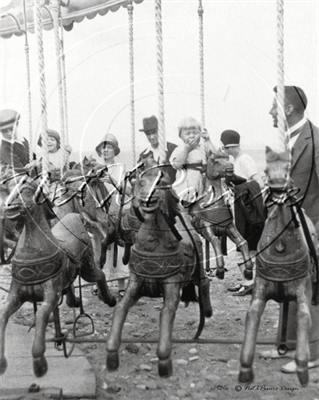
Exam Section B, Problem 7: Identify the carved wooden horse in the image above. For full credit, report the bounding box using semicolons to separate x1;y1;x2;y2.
106;167;212;377
239;147;319;387
51;168;111;269
188;151;253;278
0;176;116;377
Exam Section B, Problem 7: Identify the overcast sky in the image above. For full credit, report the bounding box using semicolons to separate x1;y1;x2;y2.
1;0;318;166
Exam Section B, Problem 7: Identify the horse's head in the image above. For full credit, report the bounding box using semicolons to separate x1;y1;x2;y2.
206;150;231;180
135;165;180;220
4;175;55;221
264;146;290;191
4;176;38;220
73;156;97;175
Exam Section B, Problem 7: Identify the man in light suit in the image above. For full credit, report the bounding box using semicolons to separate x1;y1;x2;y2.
264;86;319;372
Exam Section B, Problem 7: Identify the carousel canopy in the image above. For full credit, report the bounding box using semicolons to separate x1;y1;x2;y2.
0;0;144;39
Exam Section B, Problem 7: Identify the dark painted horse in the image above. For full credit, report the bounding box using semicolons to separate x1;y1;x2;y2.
0;175;116;377
239;147;318;387
188;151;253;278
106;167;212;377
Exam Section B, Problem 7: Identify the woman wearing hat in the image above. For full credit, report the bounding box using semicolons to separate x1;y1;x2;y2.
95;133;129;297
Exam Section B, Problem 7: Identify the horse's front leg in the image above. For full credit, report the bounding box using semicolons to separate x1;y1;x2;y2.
157;280;180;378
227;224;253;280
199;221;224;279
32;280;61;377
295;280;312;387
0;283;24;374
239;278;267;384
80;254;116;308
106;276;142;371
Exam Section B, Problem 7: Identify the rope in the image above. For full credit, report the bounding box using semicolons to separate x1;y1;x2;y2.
128;0;136;167
276;0;285;147
154;0;166;163
22;0;33;163
35;0;49;180
51;0;66;174
59;9;69;169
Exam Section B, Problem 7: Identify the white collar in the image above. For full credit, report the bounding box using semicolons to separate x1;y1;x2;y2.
145;143;168;153
287;117;307;135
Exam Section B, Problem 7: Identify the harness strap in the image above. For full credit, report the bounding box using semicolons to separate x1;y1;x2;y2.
160;210;182;242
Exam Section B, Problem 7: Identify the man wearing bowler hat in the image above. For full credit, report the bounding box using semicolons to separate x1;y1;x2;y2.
138;115;177;184
0;109;32;174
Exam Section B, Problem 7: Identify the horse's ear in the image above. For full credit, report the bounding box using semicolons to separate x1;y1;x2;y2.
265;146;272;154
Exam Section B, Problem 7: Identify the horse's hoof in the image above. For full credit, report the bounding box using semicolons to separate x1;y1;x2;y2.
297;369;309;387
238;367;254;384
216;270;224;280
97;289;117;307
0;357;8;375
66;296;81;308
33;356;48;377
122;255;129;265
108;296;117;308
244;270;253;281
106;351;119;371
158;358;173;378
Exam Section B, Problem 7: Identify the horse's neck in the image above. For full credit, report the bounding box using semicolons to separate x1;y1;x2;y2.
136;211;179;252
204;177;226;205
17;205;57;257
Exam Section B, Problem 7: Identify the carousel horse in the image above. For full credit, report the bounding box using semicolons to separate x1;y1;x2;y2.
188;151;253;278
0;176;116;377
106;167;212;377
239;147;319;387
51;166;111;268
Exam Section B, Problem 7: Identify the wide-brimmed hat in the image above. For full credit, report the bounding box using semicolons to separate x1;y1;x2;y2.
139;115;158;133
95;133;120;157
220;130;240;148
37;129;61;149
0;109;20;131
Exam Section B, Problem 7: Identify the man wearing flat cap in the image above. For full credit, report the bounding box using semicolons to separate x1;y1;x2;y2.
138;115;177;184
0;109;32;173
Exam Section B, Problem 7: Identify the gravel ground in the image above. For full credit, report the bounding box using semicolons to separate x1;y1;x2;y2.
1;245;319;400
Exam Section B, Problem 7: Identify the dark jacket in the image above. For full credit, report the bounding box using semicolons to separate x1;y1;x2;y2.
290;120;319;225
138;141;177;184
0;138;30;173
234;181;266;251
